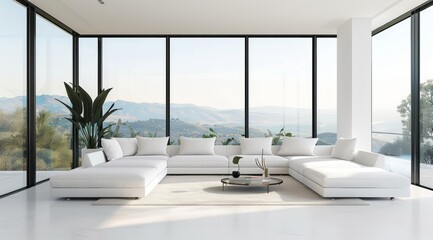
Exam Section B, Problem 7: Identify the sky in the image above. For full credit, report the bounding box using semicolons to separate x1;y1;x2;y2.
372;8;433;113
85;37;337;110
1;0;337;112
0;0;26;98
372;18;411;113
11;0;433;115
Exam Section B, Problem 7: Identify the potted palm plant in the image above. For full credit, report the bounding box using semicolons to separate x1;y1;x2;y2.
56;82;120;157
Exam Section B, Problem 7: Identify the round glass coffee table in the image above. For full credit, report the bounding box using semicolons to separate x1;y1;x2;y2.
221;176;283;193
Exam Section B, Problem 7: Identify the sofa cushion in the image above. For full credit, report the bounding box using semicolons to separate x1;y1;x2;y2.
353;151;389;170
168;155;228;168
82;151;106;168
278;137;318;156
228;155;289;168
114;138;138;156
240;137;273;155
116;155;169;161
313;146;334;156
101;157;167;172
50;167;158;188
136;137;169;155
303;167;410;188
331;138;357;160
101;138;123;161
288;156;361;174
179;137;216;155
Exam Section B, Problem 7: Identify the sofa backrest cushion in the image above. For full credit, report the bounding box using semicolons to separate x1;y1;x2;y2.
240;137;273;155
166;145;333;157
82;151;106;168
353;151;389;170
278;137;318;156
101;138;123;161
313;146;334;156
179;137;215;155
331;138;357;160
136;136;169;155
114;138;138;156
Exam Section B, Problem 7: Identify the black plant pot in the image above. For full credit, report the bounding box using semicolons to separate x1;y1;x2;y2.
232;171;240;178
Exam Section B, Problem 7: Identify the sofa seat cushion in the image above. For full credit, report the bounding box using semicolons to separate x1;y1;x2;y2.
303;167;410;188
100;157;167;172
288;157;361;174
228;155;289;168
168;155;228;168
50;167;158;188
118;155;169;161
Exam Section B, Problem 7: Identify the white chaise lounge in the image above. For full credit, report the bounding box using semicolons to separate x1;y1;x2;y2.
50;151;168;198
286;150;410;198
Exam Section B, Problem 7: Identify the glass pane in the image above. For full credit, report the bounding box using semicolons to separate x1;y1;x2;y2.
170;38;245;145
317;38;337;145
79;38;98;99
78;38;98;163
0;0;27;195
372;18;411;177
420;6;433;188
36;15;73;181
103;38;166;138
249;38;312;144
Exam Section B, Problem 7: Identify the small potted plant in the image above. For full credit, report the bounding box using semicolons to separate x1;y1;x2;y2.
232;156;243;178
255;149;269;178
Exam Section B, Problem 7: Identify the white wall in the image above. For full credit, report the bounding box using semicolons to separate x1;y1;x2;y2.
337;18;372;151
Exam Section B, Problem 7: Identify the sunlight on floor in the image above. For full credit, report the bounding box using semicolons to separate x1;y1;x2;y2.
96;205;295;229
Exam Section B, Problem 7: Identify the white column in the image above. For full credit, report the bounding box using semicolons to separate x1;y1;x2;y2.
337;18;372;151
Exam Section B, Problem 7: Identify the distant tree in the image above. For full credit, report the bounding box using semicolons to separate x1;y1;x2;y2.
107;119;125;138
202;128;217;138
395;79;433;163
0;108;26;171
0;109;72;170
265;127;292;145
398;79;433;140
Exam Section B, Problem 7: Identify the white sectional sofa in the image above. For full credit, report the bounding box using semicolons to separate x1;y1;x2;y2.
50;138;411;199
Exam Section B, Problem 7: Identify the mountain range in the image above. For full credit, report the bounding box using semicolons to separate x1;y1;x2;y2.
0;95;338;132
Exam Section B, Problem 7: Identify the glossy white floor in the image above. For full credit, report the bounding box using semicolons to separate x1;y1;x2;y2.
1;182;433;240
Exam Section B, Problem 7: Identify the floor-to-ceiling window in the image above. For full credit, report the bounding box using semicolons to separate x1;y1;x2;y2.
317;37;337;145
103;38;166;138
35;14;73;181
170;38;245;145
372;18;411;177
420;5;433;188
0;0;27;195
249;38;312;144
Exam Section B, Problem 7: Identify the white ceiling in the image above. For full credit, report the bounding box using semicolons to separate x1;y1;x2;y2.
29;0;429;35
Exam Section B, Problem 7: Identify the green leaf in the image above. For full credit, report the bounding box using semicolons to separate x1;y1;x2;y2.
92;88;112;123
232;156;243;164
64;82;83;115
55;99;83;125
76;84;93;123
